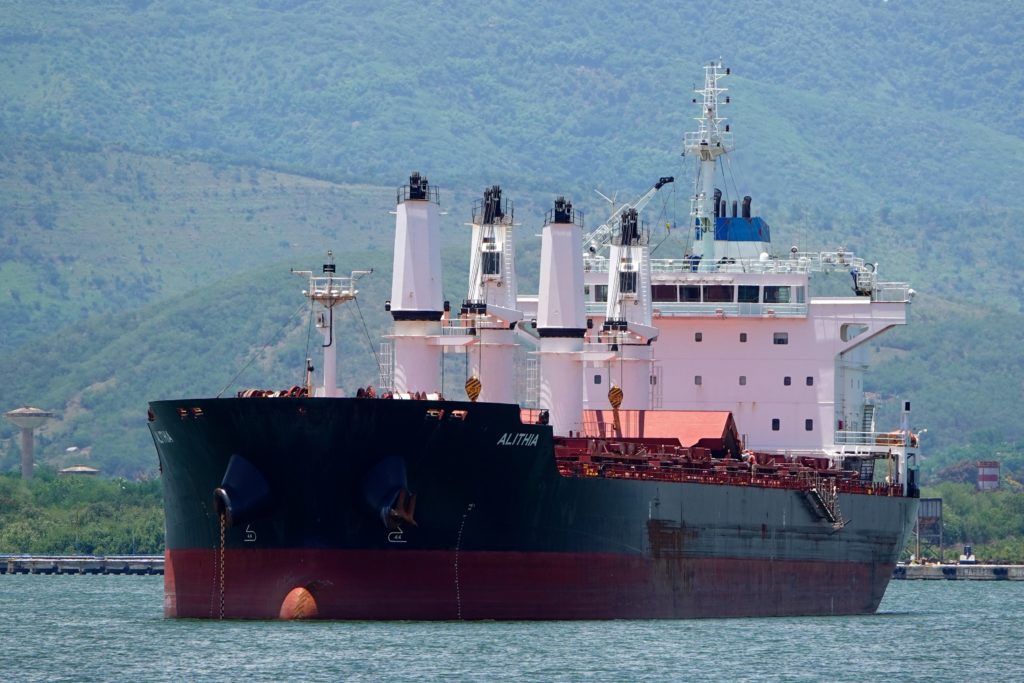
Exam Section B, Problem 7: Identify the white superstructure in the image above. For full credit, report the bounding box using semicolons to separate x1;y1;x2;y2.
575;61;915;462
371;61;918;490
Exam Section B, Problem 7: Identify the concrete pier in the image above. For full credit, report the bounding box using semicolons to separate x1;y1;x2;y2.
892;564;1024;580
0;554;163;575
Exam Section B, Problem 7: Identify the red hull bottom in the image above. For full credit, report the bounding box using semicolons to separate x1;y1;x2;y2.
165;548;892;620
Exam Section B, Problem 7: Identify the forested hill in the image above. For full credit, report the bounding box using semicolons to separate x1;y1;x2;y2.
2;0;1024;477
2;0;1022;209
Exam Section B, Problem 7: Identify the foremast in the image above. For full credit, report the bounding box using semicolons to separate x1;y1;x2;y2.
684;60;734;264
293;254;370;397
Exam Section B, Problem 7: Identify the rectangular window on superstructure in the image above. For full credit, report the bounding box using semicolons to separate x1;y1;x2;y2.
739;376;747;386
784;376;791;386
806;376;814;386
680;285;701;302
595;285;608;302
703;284;733;303
740;332;747;342
593;374;602;385
805;419;814;431
651;284;678;302
773;332;789;345
763;286;791;304
795;286;806;303
694;332;703;342
695;376;702;386
771;418;780;431
737;285;759;303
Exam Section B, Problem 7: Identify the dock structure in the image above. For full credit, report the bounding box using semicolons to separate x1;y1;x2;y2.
0;555;163;575
893;564;1024;580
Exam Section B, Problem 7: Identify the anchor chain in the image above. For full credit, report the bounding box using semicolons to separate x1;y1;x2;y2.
454;503;475;620
218;511;226;620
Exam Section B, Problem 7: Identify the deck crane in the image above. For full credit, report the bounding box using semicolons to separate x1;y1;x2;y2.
583;176;674;256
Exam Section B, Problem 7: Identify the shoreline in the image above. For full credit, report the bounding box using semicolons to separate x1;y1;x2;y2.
1;554;163;575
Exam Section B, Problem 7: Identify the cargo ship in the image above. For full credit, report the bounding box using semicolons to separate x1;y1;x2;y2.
149;62;920;620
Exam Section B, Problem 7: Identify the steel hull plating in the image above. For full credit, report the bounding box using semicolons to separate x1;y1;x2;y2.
151;397;917;620
166;549;893;619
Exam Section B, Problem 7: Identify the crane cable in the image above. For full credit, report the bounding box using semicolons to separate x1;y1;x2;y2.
217;299;309;398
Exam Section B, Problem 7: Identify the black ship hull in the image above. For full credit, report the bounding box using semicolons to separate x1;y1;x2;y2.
150;397;917;619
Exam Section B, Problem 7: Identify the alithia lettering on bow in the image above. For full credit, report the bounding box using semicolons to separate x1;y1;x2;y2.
497;432;539;447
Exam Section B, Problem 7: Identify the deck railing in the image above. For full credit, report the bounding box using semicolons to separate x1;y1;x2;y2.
584;250;911;303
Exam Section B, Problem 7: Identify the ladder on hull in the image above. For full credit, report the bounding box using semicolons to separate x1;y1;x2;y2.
801;474;847;531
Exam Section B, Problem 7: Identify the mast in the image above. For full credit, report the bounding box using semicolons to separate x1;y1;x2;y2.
537;197;585;435
463;185;521;404
601;208;657;409
683;60;733;266
294;253;370;397
388;172;444;396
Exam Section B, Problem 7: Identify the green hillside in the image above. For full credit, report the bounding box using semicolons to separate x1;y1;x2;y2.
1;0;1024;480
2;1;1022;207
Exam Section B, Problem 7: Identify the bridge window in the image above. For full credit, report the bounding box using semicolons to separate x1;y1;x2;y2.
680;285;701;302
773;332;789;345
764;286;791;304
703;285;733;303
651;284;678;302
737;285;759;303
595;285;608;302
795;286;806;303
771;418;780;431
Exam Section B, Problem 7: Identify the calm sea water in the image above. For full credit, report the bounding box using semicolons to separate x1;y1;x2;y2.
1;575;1022;682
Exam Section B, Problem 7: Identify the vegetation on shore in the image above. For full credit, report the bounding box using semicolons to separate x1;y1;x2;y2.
0;470;163;555
912;482;1024;564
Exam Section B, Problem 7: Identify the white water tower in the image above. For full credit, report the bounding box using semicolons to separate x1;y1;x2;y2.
4;406;54;480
